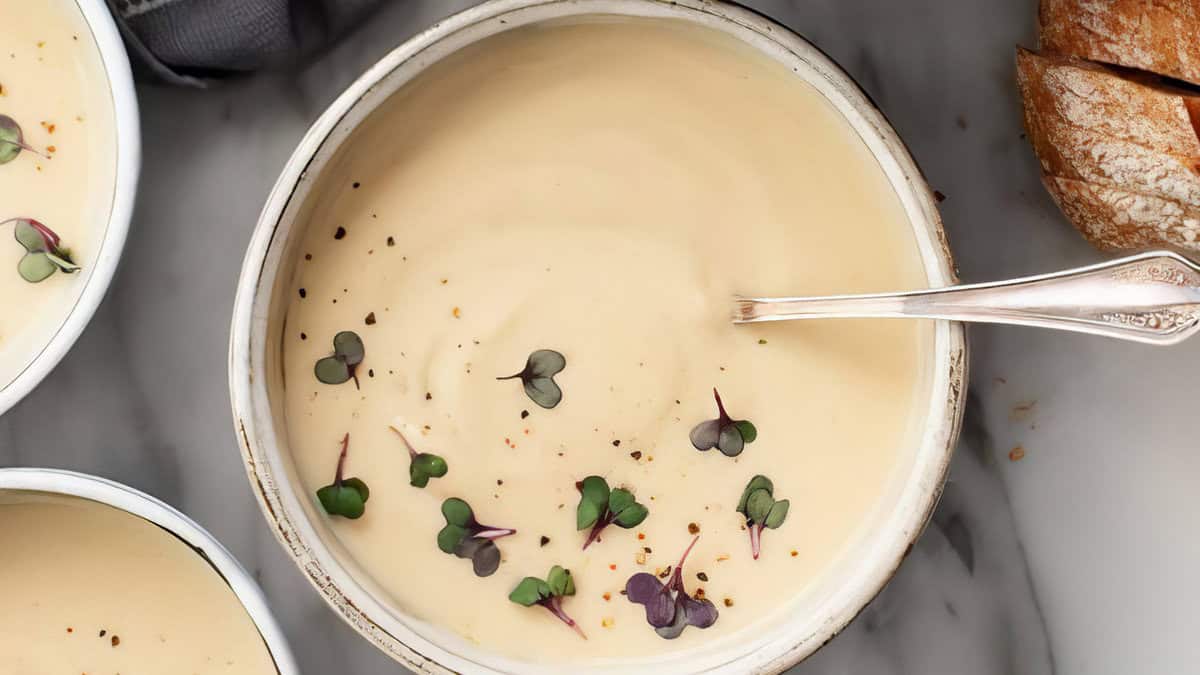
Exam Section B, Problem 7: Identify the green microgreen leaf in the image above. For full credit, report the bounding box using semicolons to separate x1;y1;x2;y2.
437;497;514;577
735;475;789;559
509;577;552;606
316;434;370;519
391;425;448;488
5;218;80;283
576;476;648;549
497;349;566;409
314;331;364;387
764;499;790;529
689;388;756;457
509;566;586;639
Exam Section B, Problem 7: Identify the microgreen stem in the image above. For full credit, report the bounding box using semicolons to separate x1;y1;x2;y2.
749;524;763;560
334;433;350;487
712;388;729;422
475;527;517;540
0;138;47;159
543;596;587;640
389;425;418;459
582;515;612;550
496;372;521;381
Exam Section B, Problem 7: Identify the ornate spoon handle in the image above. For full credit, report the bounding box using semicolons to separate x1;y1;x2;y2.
734;251;1200;345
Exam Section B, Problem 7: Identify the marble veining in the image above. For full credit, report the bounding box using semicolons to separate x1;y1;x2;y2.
4;0;1197;673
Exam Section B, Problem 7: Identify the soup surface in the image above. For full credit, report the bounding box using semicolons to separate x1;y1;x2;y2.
281;18;932;665
0;492;278;673
0;0;116;387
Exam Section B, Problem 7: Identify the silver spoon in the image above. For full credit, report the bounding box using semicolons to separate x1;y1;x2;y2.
733;250;1200;345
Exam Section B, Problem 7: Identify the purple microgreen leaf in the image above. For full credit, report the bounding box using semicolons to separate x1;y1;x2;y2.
690;389;755;456
688;419;721;451
679;594;720;630
438;497;514;577
498;349;566;409
626;536;717;637
625;572;675;627
717;424;745;457
6;218;78;283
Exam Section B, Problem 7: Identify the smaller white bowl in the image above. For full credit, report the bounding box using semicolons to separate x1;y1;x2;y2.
0;468;299;674
0;0;140;416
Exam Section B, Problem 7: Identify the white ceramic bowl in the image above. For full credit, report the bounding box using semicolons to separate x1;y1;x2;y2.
0;0;140;415
0;468;298;673
230;1;967;672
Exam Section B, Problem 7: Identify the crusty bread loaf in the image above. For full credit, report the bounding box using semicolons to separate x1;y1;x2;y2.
1016;47;1200;250
1039;0;1200;86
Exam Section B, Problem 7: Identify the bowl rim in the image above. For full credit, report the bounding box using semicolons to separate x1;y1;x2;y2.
230;1;967;672
0;467;299;673
0;0;141;415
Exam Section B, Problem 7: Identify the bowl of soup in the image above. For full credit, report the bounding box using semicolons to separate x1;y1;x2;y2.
0;0;139;415
0;468;297;673
230;1;966;672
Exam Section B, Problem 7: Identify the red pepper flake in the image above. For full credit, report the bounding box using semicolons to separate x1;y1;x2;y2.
520;410;529;419
364;312;376;325
790;550;798;557
602;592;611;601
440;278;448;285
688;522;700;535
723;597;734;607
612;439;620;447
304;253;313;261
110;635;120;647
608;563;617;571
99;630;106;637
637;532;645;540
46;145;56;153
452;307;461;319
523;428;530;435
630;451;642;460
66;627;73;633
1009;446;1026;462
694;588;706;599
425;392;432;400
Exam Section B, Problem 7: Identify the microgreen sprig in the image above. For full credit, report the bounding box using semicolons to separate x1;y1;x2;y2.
390;425;447;488
625;536;719;639
0;115;47;164
575;475;648;550
737;475;790;559
437;497;516;577
314;331;364;388
316;433;370;519
4;218;79;283
689;388;757;457
508;565;587;640
497;349;565;409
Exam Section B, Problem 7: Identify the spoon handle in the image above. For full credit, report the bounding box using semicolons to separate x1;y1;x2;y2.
734;250;1200;345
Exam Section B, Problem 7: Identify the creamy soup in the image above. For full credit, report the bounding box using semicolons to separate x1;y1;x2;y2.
0;0;115;387
0;493;278;673
281;19;932;665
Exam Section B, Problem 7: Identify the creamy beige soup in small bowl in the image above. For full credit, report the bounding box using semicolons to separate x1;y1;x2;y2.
0;0;138;414
0;469;297;673
231;1;966;672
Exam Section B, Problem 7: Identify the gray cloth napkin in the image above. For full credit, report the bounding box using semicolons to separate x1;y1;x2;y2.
107;0;385;86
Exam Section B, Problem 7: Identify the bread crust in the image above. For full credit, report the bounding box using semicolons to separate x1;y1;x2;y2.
1039;0;1200;85
1017;47;1200;250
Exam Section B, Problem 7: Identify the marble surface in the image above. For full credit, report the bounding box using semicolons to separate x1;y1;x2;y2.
2;0;1195;672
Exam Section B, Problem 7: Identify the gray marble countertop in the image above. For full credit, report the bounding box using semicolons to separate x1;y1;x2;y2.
3;0;1196;673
